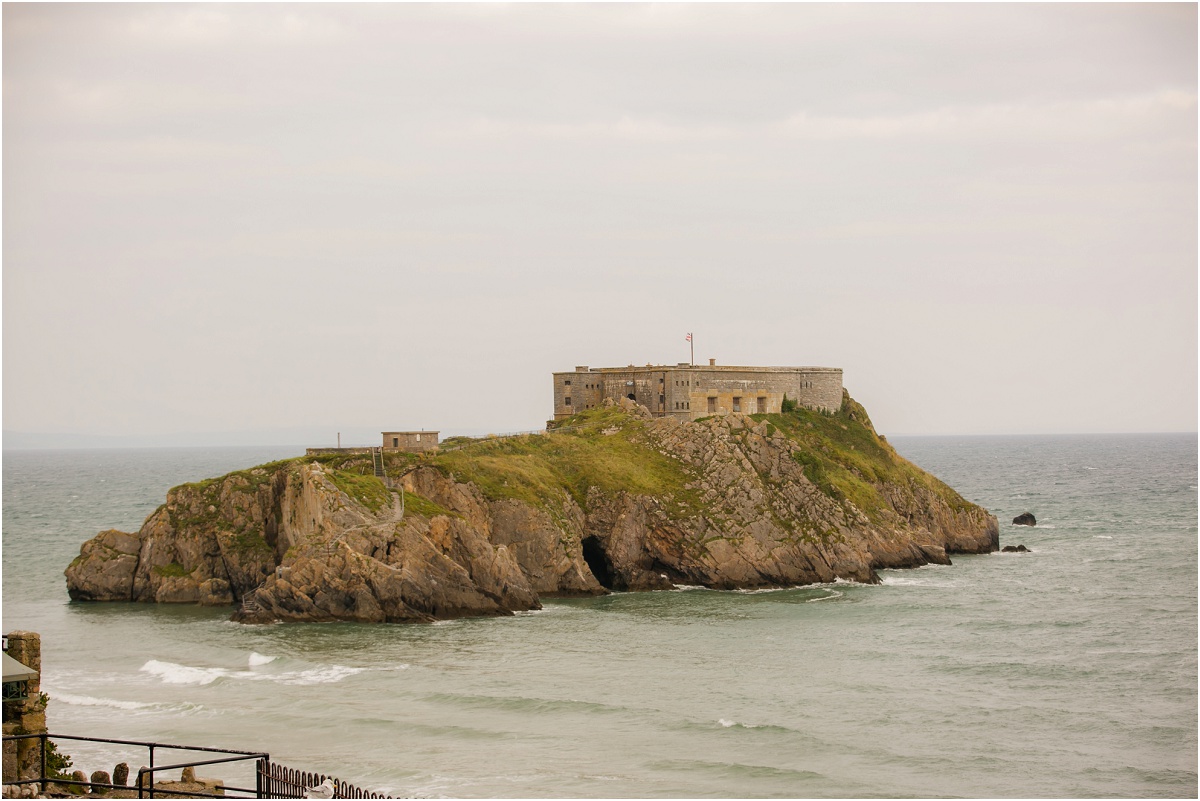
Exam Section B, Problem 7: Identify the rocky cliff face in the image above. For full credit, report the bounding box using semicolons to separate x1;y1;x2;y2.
66;394;998;623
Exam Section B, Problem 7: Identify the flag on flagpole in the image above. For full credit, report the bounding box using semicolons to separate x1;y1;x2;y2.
685;333;692;342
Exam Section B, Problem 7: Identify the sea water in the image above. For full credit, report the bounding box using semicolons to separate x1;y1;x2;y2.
2;435;1195;797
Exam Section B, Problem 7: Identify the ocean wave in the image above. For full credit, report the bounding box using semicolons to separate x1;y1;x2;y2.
49;691;204;715
140;659;226;685
248;652;277;666
139;659;364;687
50;691;157;710
647;758;825;782
715;719;793;733
424;692;629;717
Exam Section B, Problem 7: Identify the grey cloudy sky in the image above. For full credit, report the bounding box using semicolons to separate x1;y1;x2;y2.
4;3;1196;446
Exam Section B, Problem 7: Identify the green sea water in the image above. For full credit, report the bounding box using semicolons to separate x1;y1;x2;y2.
2;434;1196;797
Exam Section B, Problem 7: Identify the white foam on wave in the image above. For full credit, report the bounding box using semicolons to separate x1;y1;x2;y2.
248;652;277;667
671;584;710;592
880;575;925;586
717;718;762;729
140;659;365;687
806;589;843;602
50;691;159;711
141;659;227;685
274;665;365;686
1093;535;1113;540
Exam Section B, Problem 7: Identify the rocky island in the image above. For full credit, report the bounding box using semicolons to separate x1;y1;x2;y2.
66;392;998;623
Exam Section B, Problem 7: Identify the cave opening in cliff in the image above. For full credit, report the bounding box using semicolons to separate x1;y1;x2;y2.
581;536;614;590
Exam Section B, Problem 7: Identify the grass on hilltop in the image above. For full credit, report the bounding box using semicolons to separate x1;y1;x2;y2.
427;405;702;515
751;391;973;522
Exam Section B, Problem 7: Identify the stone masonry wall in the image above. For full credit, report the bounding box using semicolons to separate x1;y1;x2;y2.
2;632;45;785
554;364;843;421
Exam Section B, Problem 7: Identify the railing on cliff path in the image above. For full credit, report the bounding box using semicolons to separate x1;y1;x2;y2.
1;732;390;798
259;760;388;799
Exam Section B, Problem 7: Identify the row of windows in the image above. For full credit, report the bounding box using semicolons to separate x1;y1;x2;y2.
569;378;818;391
568;392;776;413
699;396;769;413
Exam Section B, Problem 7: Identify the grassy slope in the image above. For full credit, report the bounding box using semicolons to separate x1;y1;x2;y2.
752;392;973;523
428;406;703;518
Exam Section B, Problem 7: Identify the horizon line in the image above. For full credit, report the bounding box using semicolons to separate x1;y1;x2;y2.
3;428;1196;452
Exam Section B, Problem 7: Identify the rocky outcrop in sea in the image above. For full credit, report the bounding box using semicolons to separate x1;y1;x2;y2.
66;394;999;623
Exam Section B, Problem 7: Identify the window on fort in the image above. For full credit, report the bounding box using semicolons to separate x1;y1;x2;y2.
757;397;766;413
393;438;399;448
659;394;665;405
565;397;572;405
733;397;741;413
708;397;716;413
416;434;421;442
564;380;571;385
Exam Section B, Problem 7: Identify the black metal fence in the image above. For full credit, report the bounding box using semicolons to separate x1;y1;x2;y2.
1;732;390;798
258;761;389;799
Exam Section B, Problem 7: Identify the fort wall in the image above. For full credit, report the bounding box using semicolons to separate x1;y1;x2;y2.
553;363;843;421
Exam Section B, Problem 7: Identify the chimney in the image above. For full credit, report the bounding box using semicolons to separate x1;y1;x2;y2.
709;358;716;366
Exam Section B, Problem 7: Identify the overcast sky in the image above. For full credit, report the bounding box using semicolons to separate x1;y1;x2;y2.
4;3;1196;446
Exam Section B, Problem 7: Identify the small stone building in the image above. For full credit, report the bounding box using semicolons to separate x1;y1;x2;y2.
552;360;843;421
381;431;439;453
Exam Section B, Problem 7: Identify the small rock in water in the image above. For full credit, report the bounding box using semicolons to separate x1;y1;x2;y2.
1001;544;1030;553
1012;512;1036;526
112;763;129;787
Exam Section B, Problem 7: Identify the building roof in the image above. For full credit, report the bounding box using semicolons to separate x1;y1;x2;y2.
3;652;36;683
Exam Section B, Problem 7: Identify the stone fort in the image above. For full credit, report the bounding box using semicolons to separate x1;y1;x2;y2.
552;360;843;422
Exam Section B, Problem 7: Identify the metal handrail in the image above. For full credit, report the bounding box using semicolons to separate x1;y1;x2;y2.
2;732;266;798
2;731;391;798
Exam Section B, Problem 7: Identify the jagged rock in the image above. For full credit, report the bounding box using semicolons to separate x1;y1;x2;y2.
67;395;998;624
1012;512;1036;526
197;578;233;606
1001;544;1029;553
112;763;129;787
